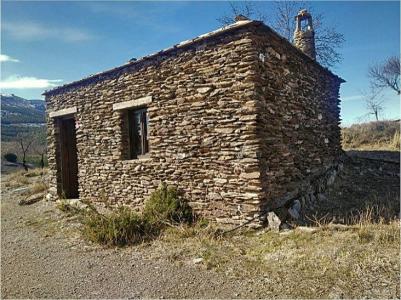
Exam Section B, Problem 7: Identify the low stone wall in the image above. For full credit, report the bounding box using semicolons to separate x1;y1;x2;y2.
264;157;345;228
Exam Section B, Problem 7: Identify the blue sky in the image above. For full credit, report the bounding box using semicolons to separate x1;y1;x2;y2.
1;1;400;125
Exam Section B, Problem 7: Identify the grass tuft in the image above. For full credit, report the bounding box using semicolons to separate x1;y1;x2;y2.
30;181;48;194
81;206;158;246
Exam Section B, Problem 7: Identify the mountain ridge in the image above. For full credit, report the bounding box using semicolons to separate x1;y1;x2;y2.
1;94;46;124
1;94;46;141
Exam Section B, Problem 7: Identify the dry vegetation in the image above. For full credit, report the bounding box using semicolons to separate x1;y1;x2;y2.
50;157;400;298
143;219;399;298
342;120;400;150
57;183;194;246
2;168;47;189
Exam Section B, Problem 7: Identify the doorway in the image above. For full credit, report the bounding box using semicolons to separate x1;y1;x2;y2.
57;117;79;199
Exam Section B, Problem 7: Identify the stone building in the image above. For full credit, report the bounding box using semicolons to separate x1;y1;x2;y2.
44;11;344;227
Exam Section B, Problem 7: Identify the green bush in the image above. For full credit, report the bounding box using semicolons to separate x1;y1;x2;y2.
81;207;158;246
143;183;193;226
4;152;17;163
69;183;194;247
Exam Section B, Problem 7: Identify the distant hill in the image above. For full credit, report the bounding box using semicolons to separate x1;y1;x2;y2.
342;120;400;151
1;94;45;124
1;94;46;141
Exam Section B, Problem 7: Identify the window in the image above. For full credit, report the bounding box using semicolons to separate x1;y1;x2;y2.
127;108;149;159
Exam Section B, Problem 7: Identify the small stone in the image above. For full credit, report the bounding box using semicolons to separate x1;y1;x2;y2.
266;211;281;230
213;178;227;184
192;257;203;264
197;87;211;94
240;172;260;179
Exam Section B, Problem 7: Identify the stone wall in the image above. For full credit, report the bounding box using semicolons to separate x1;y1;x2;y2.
251;25;343;212
46;27;265;226
46;23;343;226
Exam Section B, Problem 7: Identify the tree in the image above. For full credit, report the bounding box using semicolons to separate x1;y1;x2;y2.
368;56;400;95
32;130;47;169
17;132;35;171
363;89;384;121
217;1;345;68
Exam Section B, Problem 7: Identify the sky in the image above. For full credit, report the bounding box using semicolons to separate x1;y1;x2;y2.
1;1;400;125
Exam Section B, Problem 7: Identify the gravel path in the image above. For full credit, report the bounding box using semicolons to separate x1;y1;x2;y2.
1;186;258;299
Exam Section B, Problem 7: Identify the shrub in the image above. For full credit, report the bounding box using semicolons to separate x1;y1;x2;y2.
4;153;17;163
143;183;193;226
62;184;194;247
81;207;159;246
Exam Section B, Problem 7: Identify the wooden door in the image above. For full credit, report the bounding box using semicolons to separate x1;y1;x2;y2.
59;118;79;198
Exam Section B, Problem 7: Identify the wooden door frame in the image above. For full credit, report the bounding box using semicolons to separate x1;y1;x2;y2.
56;115;79;199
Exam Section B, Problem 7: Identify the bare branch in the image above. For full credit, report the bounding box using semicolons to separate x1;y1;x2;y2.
368;56;400;95
362;89;385;121
217;1;345;68
17;132;36;171
271;1;344;68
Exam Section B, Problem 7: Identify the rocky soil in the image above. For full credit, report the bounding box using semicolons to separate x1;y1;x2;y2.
1;184;258;299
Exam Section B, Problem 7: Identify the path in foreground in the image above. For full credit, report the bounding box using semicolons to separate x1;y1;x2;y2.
1;188;247;299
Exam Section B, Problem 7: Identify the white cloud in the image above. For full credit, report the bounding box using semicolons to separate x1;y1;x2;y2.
3;21;95;43
0;54;20;63
0;75;62;89
341;95;364;102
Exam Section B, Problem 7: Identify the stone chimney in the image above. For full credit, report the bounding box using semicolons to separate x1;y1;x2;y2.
293;9;316;60
235;15;249;22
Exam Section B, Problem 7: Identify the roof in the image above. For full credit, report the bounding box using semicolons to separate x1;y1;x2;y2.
43;19;344;96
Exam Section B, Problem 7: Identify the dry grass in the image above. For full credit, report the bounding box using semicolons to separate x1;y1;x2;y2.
306;194;400;227
30;181;48;194
342;120;400;150
80;206;159;247
144;218;400;298
3;170;30;188
3;169;48;190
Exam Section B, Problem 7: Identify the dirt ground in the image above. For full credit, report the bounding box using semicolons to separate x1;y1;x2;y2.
1;151;400;299
1;187;256;299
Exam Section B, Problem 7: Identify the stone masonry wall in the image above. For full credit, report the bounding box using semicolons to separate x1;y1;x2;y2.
46;27;265;226
46;23;343;226
251;25;342;212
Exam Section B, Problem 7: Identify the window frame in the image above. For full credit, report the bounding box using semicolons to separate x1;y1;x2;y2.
127;107;149;159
